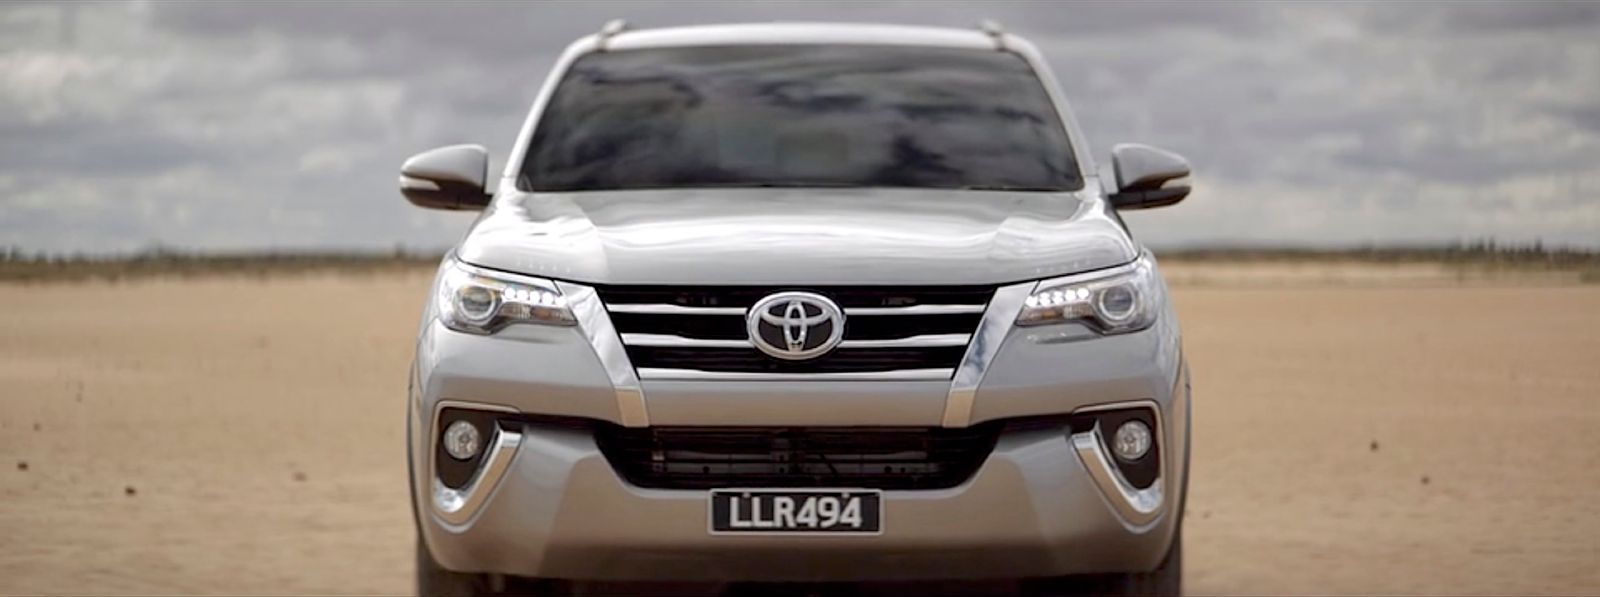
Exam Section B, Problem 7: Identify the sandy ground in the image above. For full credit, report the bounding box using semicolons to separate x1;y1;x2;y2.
1;265;1597;595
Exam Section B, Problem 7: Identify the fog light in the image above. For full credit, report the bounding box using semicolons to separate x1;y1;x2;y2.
442;420;483;461
1112;420;1152;462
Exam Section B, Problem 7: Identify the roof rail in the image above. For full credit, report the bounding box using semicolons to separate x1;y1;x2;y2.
979;19;1007;51
596;19;628;51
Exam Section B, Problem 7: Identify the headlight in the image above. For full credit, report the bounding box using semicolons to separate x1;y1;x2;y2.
1016;253;1160;333
437;257;575;334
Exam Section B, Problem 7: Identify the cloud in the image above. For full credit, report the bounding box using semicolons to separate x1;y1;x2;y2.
0;0;1596;253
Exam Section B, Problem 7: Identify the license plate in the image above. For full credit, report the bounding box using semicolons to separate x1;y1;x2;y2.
709;489;882;535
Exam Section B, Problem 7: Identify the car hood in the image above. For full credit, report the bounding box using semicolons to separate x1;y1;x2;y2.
456;188;1136;286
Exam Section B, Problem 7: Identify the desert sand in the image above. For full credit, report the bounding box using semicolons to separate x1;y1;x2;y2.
1;265;1597;595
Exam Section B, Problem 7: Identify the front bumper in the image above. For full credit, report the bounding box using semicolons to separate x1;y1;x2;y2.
417;409;1182;582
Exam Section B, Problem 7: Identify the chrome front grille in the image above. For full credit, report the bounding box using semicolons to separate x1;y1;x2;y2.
594;285;995;379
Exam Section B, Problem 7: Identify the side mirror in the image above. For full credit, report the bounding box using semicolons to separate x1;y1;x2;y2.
399;144;492;211
1108;143;1190;210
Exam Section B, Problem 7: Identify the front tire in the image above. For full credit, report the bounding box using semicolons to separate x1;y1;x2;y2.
416;534;494;597
1077;528;1182;596
1021;526;1182;597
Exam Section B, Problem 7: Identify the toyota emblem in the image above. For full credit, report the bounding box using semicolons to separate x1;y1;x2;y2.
746;292;846;361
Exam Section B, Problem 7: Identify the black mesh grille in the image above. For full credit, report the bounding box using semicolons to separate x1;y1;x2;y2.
596;425;1001;490
597;285;994;375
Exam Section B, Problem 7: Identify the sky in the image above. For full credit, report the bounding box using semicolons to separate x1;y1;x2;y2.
1;1;1597;254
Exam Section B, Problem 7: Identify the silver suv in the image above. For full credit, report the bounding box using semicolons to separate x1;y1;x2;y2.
402;21;1193;597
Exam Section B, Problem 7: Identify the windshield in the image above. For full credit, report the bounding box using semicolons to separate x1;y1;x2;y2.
521;45;1081;192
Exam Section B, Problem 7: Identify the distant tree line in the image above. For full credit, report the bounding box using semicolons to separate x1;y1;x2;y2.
0;246;450;283
2;241;1597;282
1158;239;1600;268
0;244;450;263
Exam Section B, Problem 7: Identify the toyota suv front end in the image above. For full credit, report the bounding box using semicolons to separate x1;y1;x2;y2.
402;22;1195;596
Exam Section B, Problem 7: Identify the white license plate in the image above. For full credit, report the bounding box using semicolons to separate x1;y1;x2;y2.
709;489;882;535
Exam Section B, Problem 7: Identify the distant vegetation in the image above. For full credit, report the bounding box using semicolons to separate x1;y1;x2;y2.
1157;240;1600;269
0;247;445;283
2;242;1597;283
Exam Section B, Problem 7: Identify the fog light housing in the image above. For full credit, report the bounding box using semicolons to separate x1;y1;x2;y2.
1112;420;1152;462
442;420;483;461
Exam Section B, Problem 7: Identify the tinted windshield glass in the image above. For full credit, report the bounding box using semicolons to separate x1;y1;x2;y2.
522;45;1080;192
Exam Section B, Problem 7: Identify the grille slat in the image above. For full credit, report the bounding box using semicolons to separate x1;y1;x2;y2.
626;346;968;374
595;285;996;309
596;285;995;376
597;425;1000;490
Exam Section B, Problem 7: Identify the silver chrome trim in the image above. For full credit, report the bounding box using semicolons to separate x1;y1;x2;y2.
1069;400;1165;528
941;282;1035;427
621;333;751;348
558;282;650;427
605;303;986;316
429;400;521;527
637;367;953;381
620;333;971;349
605;304;746;316
844;304;986;315
841;334;971;348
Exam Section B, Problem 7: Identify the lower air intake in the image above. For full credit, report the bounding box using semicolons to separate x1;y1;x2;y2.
596;425;1000;490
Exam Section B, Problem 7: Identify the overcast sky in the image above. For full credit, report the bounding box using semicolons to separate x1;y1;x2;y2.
2;1;1597;254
